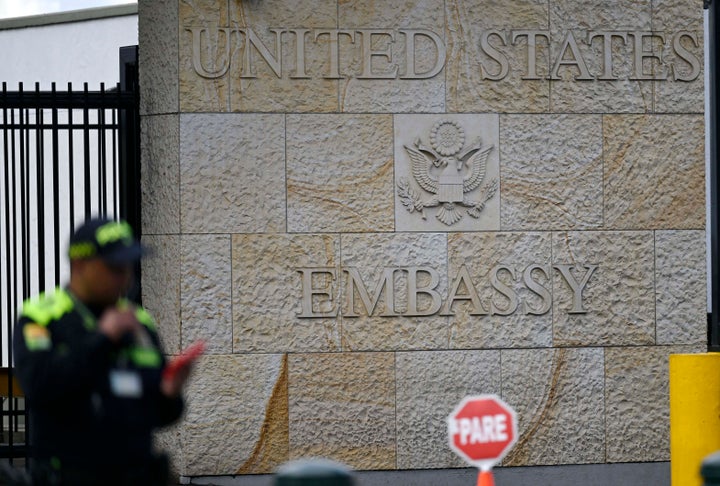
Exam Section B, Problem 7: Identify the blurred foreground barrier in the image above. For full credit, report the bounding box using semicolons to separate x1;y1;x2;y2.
701;451;720;485
670;353;720;486
274;458;354;486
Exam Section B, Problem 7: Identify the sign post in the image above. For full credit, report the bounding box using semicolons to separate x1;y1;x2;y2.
447;395;518;486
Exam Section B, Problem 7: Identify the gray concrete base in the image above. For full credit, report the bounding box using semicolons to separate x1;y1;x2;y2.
180;461;670;486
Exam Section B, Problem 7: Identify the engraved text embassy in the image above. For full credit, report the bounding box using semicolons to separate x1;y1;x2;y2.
297;264;597;319
187;27;701;82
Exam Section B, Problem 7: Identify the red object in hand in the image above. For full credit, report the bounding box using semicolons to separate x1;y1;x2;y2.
162;340;205;381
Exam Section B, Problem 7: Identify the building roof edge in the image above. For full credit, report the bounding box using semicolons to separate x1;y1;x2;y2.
0;4;137;31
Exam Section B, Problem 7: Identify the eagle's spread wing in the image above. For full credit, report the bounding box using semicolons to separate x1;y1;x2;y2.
405;145;437;194
463;145;493;192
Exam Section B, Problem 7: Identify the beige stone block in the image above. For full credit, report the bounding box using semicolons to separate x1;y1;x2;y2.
338;1;445;112
287;114;394;233
180;0;338;112
552;231;655;346
232;234;341;353
604;115;705;229
656;230;707;345
653;0;704;113
141;235;181;354
394;114;500;232
178;0;231;112
227;0;338;112
501;115;603;230
448;232;553;349
288;352;396;470
180;114;286;233
139;0;178;115
502;348;605;466
396;350;501;469
605;345;702;462
551;0;651;30
182;354;288;475
654;33;704;113
548;2;653;113
141;115;179;235
653;0;704;31
181;235;232;354
445;0;550;113
339;233;449;351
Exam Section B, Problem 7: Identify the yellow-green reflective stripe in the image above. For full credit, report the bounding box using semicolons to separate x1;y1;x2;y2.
127;347;162;368
21;289;73;326
134;307;156;331
96;221;133;246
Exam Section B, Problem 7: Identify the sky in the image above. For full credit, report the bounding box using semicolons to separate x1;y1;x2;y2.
0;0;136;19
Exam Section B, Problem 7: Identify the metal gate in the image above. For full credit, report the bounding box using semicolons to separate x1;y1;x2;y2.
0;45;141;464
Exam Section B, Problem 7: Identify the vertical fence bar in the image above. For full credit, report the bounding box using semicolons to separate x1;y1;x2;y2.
67;83;75;235
2;82;8;369
19;85;30;301
83;83;91;219
34;83;45;294
2;82;10;457
51;83;60;288
99;84;107;218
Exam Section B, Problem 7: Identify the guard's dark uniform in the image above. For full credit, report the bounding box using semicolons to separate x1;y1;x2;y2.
13;288;183;486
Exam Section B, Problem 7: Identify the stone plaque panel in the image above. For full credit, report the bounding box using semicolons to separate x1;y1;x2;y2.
337;1;445;113
447;232;553;349
141;115;179;235
141;234;181;354
605;345;703;462
179;0;231;112
500;114;603;230
179;0;339;112
652;0;704;113
181;234;232;354
139;0;178;115
548;1;653;113
655;230;707;345
603;114;705;229
180;113;286;234
394;114;500;232
502;347;605;466
552;231;655;346
395;350;501;469
182;354;288;475
444;0;550;113
287;114;394;233
288;352;396;470
339;232;449;351
232;233;341;353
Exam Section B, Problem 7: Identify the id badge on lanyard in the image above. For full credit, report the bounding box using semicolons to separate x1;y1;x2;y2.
109;369;143;398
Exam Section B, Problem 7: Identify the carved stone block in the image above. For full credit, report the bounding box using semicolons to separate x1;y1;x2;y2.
394;114;500;232
288;352;396;470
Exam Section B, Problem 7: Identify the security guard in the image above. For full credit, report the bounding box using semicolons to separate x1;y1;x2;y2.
13;218;193;486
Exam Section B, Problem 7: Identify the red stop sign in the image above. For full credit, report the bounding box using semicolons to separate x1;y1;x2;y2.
447;395;518;470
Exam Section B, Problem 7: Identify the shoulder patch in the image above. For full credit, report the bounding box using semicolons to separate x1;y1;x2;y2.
23;323;52;351
21;289;74;326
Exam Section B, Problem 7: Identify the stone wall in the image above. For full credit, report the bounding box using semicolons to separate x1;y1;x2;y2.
138;0;707;477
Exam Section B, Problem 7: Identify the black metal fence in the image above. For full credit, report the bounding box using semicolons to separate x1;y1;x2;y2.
0;45;140;464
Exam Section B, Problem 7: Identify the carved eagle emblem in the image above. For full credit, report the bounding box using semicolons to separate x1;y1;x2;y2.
398;120;498;225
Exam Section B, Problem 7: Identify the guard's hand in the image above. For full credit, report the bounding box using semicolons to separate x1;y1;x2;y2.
98;307;140;343
160;363;192;398
160;340;205;398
